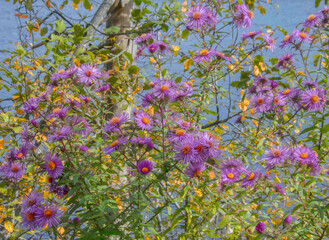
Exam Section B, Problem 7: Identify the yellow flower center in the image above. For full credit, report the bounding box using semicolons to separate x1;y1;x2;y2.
257;98;264;105
182;145;190;154
85;70;92;77
307;14;315;21
27;212;35;221
142;117;150;124
194;170;202;177
53;108;61;114
58;69;65;74
27;199;35;206
283;89;290;95
271;149;281;157
44;209;53;218
141;33;147;38
311;95;318;103
199;49;208;56
248;173;255;180
161;85;168;92
283;35;290;42
195;145;203;153
193;12;200;20
227;173;234;179
17;153;23;158
141;167;149;173
11;165;19;172
110;140;119;148
110;117;120;125
300;152;308;159
48;161;56;170
182;121;189;127
175;129;185;136
299;32;307;39
274;99;279;104
248;11;254;19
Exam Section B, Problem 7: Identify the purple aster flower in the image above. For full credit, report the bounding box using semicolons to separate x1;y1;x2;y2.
264;33;275;52
196;132;220;160
48;125;72;141
153;80;175;100
168;129;190;142
156;41;170;55
184;5;212;29
254;76;270;87
71;117;92;137
250;93;271;113
184;162;206;178
15;145;29;159
66;98;83;108
135;112;153;130
104;113;129;133
94;84;110;92
148;42;159;53
36;203;62;228
31;119;38;126
23;97;39;113
79;145;88;152
134;31;155;44
79;95;91;103
134;45;146;62
271;94;286;113
241;169;260;187
47;106;70;119
276;53;294;69
77;65;102;85
234;4;254;28
137;160;155;175
193;49;216;63
291;146;318;166
73;217;80;224
303;14;320;28
270;80;279;89
66;66;78;77
274;183;286;195
221;168;240;184
215;52;231;61
142;93;154;107
235;115;243;124
103;137;127;154
176;120;192;130
44;152;64;179
301;88;326;111
171;82;193;102
50;69;69;83
132;136;154;150
264;146;290;169
2;161;25;181
295;30;312;44
174;135;197;164
303;81;318;89
279;34;296;49
21;191;43;211
284;215;292;225
255;221;265;234
221;158;246;173
21;209;38;230
242;30;262;40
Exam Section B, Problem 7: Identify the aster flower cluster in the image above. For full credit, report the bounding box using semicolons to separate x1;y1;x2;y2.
279;29;312;49
193;49;230;63
20;191;62;230
247;75;327;114
264;145;320;175
234;4;254;28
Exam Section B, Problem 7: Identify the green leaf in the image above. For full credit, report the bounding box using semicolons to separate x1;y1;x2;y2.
320;124;329;133
128;65;139;75
315;0;322;7
55;20;65;34
104;26;121;34
218;216;231;228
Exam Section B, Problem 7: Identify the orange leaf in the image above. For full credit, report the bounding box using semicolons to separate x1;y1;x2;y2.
15;13;28;19
4;221;14;233
0;139;4;149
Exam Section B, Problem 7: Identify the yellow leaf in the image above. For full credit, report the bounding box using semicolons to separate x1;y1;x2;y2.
298;71;305;76
15;13;28;18
4;221;14;233
184;59;192;70
16;109;24;115
0;139;4;149
74;59;81;67
147;106;154;115
12;95;19;100
294;128;300;134
72;3;78;9
172;45;179;52
252;119;258;127
274;176;281;183
57;226;64;235
46;0;53;8
253;66;260;76
286;201;291;207
195;189;202;197
221;124;229;130
250;108;255;115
